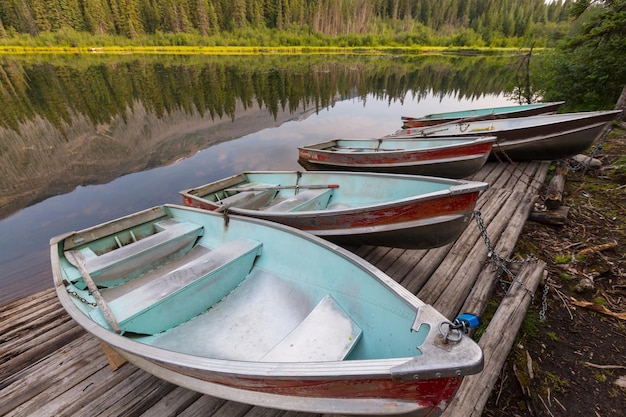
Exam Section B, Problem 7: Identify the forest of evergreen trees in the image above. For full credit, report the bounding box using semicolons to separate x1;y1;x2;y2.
0;0;572;47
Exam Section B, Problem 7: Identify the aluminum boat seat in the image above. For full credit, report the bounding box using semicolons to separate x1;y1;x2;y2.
261;294;362;362
262;188;334;212
73;219;203;289
217;185;278;210
100;238;263;334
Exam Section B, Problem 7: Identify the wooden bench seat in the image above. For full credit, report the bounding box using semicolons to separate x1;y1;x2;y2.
260;295;362;362
261;188;334;212
74;219;203;289
101;238;263;334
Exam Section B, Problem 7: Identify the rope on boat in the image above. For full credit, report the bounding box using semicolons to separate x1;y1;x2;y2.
492;148;548;198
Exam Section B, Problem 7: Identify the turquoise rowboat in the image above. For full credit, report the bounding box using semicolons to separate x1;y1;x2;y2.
401;101;565;128
51;204;483;416
180;171;488;249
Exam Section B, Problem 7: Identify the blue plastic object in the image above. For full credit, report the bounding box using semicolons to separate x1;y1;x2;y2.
455;313;481;329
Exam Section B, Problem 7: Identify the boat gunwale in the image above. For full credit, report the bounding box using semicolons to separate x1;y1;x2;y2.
298;135;497;154
401;101;566;121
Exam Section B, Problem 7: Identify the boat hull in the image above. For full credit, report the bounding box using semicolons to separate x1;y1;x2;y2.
401;101;564;128
117;349;462;416
180;171;488;249
51;204;484;416
393;110;621;161
490;121;612;161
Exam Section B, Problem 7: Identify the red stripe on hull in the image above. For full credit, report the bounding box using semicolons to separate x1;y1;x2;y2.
160;360;463;406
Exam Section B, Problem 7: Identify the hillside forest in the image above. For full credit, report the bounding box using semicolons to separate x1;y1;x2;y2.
0;0;572;48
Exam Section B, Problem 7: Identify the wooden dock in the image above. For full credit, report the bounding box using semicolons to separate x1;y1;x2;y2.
1;161;549;417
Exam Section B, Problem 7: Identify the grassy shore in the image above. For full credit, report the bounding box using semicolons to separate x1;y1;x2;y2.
0;44;531;56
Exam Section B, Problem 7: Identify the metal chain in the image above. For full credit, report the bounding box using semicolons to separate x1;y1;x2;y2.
571;125;612;176
539;280;549;321
473;209;548;319
67;288;97;307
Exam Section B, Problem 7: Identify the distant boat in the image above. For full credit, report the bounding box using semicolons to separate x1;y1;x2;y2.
401;101;565;128
391;110;621;161
51;204;484;416
180;171;488;249
296;136;496;179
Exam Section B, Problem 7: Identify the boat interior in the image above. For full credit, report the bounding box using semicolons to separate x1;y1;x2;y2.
61;212;429;363
194;173;458;213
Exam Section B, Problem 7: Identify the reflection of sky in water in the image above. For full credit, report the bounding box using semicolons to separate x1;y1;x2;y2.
0;92;512;305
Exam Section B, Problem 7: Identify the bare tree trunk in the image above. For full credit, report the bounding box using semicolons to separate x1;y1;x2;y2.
615;84;626;122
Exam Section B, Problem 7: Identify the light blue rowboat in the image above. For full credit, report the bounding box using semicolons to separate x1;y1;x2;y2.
51;204;483;416
401;101;565;128
180;171;488;249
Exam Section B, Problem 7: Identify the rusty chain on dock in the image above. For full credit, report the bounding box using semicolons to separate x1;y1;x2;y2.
473;209;548;320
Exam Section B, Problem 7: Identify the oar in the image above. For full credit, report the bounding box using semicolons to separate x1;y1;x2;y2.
224;184;339;192
331;146;404;151
65;250;122;334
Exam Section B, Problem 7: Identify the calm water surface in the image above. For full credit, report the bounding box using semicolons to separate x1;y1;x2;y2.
0;55;515;306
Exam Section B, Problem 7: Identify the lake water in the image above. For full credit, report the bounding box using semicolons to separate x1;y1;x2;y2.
0;54;517;306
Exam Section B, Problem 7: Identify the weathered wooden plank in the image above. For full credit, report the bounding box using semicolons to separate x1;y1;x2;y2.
440;261;546;417
27;356;147;417
86;370;176;417
416;188;512;308
2;335;107;416
0;308;71;354
351;244;376;259
203;400;253;417
396;245;449;294
0;332;96;392
0;288;57;317
478;161;509;185
136;386;203;417
383;247;427;285
161;393;227;417
243;406;289;416
162;395;228;417
0;295;60;337
370;247;408;274
468;161;500;183
428;190;530;319
0;319;84;382
361;245;394;266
